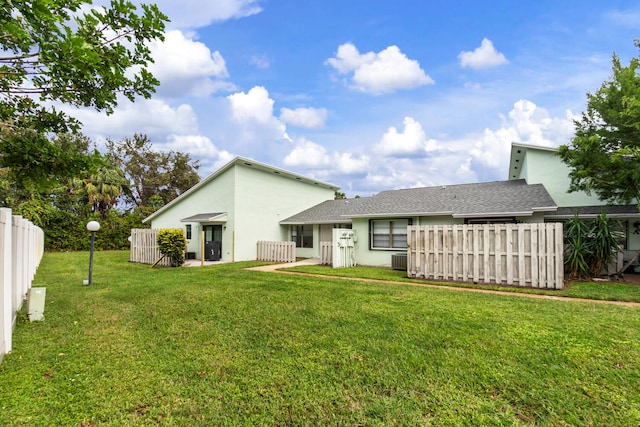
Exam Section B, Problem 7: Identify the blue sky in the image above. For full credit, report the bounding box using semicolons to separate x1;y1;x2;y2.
69;0;640;196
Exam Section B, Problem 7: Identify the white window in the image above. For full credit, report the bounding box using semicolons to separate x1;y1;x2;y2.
370;219;409;249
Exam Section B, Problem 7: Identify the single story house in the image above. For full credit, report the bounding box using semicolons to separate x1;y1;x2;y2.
281;179;557;267
143;157;338;262
145;143;639;268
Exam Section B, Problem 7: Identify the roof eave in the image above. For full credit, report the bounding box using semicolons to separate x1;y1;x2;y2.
453;211;534;219
346;212;453;219
279;219;352;225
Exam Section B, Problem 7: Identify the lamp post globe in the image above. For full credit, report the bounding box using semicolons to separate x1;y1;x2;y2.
87;221;101;232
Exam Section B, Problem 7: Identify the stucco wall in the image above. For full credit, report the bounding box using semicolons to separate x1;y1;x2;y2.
520;149;604;207
150;168;236;260
232;166;334;261
149;162;335;262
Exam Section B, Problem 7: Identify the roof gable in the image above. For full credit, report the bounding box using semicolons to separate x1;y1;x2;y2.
508;142;557;180
144;156;339;223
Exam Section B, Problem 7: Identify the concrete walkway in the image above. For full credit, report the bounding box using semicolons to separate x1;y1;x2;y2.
246;259;640;308
246;258;323;272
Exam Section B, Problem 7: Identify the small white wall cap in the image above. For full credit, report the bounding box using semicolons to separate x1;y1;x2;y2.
87;221;101;232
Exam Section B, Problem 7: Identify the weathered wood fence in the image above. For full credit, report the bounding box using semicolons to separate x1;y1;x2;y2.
407;223;564;289
130;228;172;266
1;208;45;363
257;241;295;263
320;241;332;265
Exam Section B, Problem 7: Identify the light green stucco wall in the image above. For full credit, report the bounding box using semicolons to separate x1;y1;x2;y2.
519;149;604;207
150;167;236;260
233;167;334;261
150;163;335;262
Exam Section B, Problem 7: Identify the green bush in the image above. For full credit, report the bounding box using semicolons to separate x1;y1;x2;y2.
157;228;187;267
564;212;623;279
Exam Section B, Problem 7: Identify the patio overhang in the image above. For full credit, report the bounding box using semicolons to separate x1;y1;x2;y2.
180;212;228;223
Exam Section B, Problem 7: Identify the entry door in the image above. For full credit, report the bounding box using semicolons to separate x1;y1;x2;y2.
203;225;223;261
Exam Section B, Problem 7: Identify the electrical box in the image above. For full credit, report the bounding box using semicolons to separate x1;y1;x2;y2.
27;287;46;322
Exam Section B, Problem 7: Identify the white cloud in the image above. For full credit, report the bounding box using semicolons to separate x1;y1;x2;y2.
149;30;234;97
332;152;370;176
471;99;574;170
65;98;199;140
150;0;262;30
162;134;231;159
279;107;328;129
458;38;509;69
326;43;434;94
227;86;292;141
155;135;236;177
283;138;331;169
283;138;370;177
375;117;438;157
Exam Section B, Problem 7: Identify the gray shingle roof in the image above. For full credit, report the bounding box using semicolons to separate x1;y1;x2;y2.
280;199;364;224
181;212;226;222
281;180;557;224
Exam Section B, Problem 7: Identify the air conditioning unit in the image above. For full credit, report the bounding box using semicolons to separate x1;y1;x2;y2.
391;253;407;271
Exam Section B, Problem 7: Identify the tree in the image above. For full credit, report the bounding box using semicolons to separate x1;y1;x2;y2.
558;39;640;208
72;160;129;218
0;0;167;189
107;134;200;210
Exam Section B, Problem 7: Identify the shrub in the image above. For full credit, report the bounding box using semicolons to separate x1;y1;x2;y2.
157;228;187;267
564;212;623;279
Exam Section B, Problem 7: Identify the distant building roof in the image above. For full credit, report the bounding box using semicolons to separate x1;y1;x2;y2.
281;179;557;224
545;205;639;219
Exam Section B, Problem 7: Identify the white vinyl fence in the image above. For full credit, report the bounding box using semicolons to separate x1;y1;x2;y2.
256;241;295;263
407;223;564;289
130;228;172;266
320;241;332;265
1;208;45;362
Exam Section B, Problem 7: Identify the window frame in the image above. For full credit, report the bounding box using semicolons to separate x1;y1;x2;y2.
369;218;411;250
292;224;314;248
185;224;192;240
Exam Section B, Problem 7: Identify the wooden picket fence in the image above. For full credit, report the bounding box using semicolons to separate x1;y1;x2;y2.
320;241;332;265
130;228;172;267
407;223;564;289
257;241;295;263
1;208;45;363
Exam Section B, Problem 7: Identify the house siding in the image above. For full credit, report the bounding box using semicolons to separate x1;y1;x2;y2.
512;144;640;254
150;167;236;260
149;160;336;263
233;167;334;261
516;148;603;207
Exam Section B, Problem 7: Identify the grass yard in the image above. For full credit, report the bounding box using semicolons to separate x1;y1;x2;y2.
283;264;640;303
1;251;639;426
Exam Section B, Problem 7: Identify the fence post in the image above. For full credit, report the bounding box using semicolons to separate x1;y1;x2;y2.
0;208;12;358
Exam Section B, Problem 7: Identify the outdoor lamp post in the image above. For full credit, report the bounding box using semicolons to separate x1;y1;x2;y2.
85;220;100;285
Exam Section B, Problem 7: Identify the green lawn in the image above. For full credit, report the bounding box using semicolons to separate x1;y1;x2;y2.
283;264;640;303
1;251;639;426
